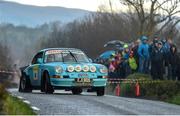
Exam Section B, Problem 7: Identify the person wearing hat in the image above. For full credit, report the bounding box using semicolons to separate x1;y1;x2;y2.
138;36;150;73
149;36;158;55
151;41;165;80
122;44;129;60
122;44;131;77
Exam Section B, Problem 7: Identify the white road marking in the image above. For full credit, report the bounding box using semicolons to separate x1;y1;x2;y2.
31;106;40;111
17;96;24;100
7;88;18;92
23;100;31;104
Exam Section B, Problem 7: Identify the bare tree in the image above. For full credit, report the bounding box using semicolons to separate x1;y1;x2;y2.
119;0;180;36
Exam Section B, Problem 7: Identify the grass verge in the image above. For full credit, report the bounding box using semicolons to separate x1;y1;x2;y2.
166;94;180;105
2;94;36;115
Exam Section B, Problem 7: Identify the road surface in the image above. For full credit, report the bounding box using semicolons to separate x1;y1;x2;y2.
8;89;180;115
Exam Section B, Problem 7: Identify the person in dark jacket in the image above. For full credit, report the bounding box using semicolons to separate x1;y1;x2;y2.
151;41;165;80
122;44;131;77
161;38;171;79
149;37;158;54
169;45;179;80
177;52;180;81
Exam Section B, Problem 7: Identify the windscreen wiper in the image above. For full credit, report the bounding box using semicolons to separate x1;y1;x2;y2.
69;51;78;62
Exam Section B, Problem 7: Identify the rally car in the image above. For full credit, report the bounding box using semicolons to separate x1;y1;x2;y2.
19;48;108;96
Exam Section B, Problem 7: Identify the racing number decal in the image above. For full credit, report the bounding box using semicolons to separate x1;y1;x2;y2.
33;66;39;80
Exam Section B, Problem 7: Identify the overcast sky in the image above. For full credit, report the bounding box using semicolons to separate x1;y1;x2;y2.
3;0;180;16
4;0;120;11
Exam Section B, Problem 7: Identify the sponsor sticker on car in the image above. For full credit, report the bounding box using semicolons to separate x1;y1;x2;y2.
46;50;62;55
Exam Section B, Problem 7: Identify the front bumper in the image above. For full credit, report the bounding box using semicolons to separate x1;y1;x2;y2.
50;78;107;87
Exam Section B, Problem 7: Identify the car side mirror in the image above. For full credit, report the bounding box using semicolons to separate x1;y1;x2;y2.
37;58;43;64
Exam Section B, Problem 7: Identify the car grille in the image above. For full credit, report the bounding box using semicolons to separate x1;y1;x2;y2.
63;75;69;78
97;76;102;78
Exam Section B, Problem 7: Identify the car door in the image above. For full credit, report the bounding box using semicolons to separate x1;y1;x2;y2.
28;52;43;86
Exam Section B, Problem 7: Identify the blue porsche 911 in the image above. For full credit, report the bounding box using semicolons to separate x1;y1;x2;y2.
19;48;108;96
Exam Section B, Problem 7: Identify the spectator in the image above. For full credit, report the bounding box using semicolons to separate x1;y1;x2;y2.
169;45;179;80
109;59;115;72
115;52;125;78
151;41;165;80
149;37;158;55
166;38;174;79
138;36;150;74
98;35;179;80
161;38;171;79
122;44;131;77
132;39;141;69
122;44;129;60
108;58;116;78
128;51;137;73
108;54;115;65
177;56;180;81
115;50;123;61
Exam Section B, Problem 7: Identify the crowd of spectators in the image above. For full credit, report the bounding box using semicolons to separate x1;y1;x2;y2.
97;36;180;80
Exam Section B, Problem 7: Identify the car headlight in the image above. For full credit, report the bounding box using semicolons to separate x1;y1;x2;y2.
75;65;81;72
67;65;74;72
55;66;63;73
83;65;89;72
100;66;108;73
90;65;96;72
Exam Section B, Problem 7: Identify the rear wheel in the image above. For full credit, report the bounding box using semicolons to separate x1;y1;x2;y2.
19;74;32;92
72;88;82;95
44;72;54;94
96;87;105;96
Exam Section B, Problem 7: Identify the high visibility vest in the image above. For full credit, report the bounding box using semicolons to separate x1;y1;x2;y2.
128;57;137;70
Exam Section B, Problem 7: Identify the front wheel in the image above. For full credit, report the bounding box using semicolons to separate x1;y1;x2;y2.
19;74;32;92
44;72;54;94
96;87;105;96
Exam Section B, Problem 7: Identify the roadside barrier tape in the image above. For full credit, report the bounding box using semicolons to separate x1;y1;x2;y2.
0;70;16;74
108;78;146;81
17;96;24;100
108;80;162;84
23;100;31;104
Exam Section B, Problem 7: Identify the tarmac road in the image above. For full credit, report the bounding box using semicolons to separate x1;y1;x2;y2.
8;89;180;115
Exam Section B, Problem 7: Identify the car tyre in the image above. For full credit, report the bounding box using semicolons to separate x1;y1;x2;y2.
44;72;54;94
72;88;82;95
19;74;32;93
96;87;105;96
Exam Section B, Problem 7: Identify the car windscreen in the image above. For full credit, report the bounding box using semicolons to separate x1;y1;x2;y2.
45;50;90;63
